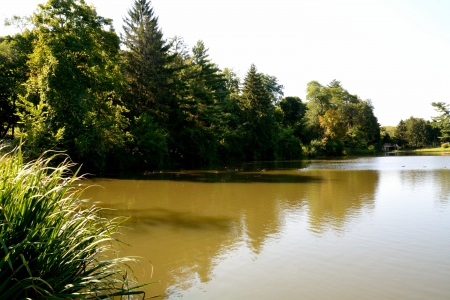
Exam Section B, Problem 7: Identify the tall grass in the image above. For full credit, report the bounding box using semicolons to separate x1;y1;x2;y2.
0;146;147;299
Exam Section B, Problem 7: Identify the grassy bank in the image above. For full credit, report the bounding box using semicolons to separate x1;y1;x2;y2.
0;146;148;299
414;146;450;153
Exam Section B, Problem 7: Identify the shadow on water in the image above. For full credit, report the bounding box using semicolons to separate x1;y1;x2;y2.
96;166;324;184
136;171;324;184
102;207;234;231
96;160;323;183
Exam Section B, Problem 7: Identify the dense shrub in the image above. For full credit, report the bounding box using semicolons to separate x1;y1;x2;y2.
0;146;147;299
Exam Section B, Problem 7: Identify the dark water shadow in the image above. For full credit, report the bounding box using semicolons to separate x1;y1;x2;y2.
93;160;322;183
102;207;234;231
96;171;323;184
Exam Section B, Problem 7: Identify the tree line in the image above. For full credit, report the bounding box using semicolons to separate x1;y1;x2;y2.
4;0;446;172
381;102;450;148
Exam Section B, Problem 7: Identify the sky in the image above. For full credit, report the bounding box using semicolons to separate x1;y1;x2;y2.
2;0;450;126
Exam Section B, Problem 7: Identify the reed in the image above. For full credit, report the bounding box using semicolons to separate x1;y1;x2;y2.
0;146;147;299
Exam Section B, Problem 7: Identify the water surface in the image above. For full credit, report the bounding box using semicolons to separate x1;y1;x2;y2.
82;156;450;299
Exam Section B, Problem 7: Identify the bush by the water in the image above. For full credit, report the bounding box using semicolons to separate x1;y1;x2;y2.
0;147;146;299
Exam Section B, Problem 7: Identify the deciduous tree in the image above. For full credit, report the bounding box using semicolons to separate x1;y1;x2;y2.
21;0;127;170
0;33;32;138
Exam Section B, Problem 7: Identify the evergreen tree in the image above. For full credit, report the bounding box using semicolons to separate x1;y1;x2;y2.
432;102;450;142
122;0;178;124
241;64;273;115
240;64;276;160
172;40;227;166
395;120;407;146
425;120;441;146
216;68;247;163
188;40;227;120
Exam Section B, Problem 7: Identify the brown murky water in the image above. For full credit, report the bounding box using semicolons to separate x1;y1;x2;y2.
82;156;450;299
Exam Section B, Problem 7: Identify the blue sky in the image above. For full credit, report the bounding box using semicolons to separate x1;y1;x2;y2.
2;0;450;126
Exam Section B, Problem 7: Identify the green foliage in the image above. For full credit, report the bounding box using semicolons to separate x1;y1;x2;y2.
17;98;65;158
403;117;428;147
3;15;32;32
183;40;227;122
345;145;377;155
324;139;345;155
275;127;302;159
343;99;380;146
278;96;306;139
393;117;439;148
122;0;178;123
3;0;386;171
0;33;32;138
168;35;190;63
0;146;147;298
395;120;407;146
217;66;294;163
442;142;449;148
240;64;277;160
319;108;346;142
222;68;240;96
241;64;274;115
305;81;331;118
18;0;128;171
218;127;248;163
346;126;367;149
384;126;396;138
432;102;450;142
216;90;248;163
304;139;326;157
130;113;168;168
279;97;305;126
72;99;129;171
425;120;441;147
303;80;380;151
260;73;284;104
168;40;227;166
380;126;394;145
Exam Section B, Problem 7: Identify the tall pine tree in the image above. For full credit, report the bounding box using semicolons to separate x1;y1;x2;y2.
241;64;273;116
240;64;276;160
174;40;228;166
122;0;178;124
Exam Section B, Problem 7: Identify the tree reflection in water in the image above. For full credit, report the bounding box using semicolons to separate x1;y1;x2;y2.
82;157;450;299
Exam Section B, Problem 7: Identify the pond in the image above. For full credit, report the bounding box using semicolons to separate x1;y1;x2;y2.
82;155;450;299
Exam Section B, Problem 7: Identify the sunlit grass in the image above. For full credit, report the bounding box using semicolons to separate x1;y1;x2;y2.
414;147;450;152
0;146;149;299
